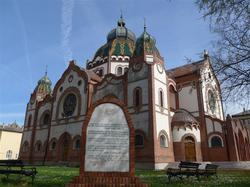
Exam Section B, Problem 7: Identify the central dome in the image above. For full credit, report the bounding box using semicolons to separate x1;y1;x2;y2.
87;16;136;70
106;15;136;42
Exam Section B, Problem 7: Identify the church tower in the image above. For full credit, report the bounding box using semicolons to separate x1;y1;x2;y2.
21;70;52;163
127;23;174;169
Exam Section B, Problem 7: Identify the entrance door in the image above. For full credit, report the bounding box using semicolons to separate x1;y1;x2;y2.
62;139;69;161
184;136;196;161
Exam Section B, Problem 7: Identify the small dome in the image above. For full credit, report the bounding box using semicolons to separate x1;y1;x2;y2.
35;73;52;95
133;27;161;58
172;109;198;124
38;74;52;85
106;16;136;43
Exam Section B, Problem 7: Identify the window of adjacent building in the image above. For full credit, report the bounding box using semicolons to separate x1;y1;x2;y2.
6;150;12;159
63;93;77;117
135;134;144;147
117;67;123;75
211;136;223;148
134;87;142;107
159;89;164;107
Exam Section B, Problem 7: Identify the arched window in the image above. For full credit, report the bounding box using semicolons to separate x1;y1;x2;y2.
98;69;103;77
22;141;29;152
124;67;129;73
41;113;50;126
211;136;223;147
6;150;12;159
117;67;123;75
35;141;42;152
74;139;81;150
133;87;142;107
160;135;167;147
43;114;50;125
135;134;144;147
50;140;57;150
159;131;169;148
159;89;164;107
27;115;32;128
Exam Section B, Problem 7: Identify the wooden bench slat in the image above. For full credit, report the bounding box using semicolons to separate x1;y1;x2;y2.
0;160;37;184
166;162;218;182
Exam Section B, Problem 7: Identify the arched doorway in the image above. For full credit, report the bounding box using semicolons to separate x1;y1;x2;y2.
62;138;69;161
184;136;196;161
58;133;71;162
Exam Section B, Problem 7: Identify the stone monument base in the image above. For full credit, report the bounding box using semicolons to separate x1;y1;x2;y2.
67;173;148;187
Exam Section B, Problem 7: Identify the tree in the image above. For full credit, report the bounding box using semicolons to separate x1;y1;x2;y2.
196;0;250;107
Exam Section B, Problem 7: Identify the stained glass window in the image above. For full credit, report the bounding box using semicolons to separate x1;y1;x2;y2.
63;93;77;117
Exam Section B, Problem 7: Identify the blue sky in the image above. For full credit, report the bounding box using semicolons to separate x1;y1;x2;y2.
0;0;219;125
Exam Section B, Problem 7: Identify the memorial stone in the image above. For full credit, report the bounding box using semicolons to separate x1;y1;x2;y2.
67;99;148;187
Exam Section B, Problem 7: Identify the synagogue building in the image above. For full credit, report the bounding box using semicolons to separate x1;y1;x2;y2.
19;16;250;169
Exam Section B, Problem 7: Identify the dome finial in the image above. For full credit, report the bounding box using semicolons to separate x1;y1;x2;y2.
144;17;147;32
204;49;209;59
45;65;48;76
118;10;125;27
120;9;123;19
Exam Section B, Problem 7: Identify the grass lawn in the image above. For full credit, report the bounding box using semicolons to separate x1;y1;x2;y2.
0;166;250;187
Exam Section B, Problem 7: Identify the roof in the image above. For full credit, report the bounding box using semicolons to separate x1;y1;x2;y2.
172;109;199;124
166;59;205;78
0;123;23;133
232;109;250;117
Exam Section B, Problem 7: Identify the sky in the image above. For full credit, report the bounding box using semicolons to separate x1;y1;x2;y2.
0;0;235;125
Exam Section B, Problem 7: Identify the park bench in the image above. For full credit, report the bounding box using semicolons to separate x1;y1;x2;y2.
199;163;218;178
0;159;37;184
166;161;201;182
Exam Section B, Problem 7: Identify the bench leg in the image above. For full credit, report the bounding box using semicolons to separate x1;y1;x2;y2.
197;174;200;181
168;175;171;182
31;175;35;185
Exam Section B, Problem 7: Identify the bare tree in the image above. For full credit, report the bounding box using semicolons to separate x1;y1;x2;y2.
196;0;250;106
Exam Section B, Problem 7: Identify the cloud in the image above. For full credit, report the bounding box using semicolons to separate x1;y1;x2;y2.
61;0;75;65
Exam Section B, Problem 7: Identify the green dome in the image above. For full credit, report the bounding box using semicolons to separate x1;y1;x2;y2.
86;16;136;69
134;28;161;58
107;15;136;43
35;73;52;95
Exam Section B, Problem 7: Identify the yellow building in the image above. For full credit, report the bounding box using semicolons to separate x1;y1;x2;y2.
0;123;23;160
